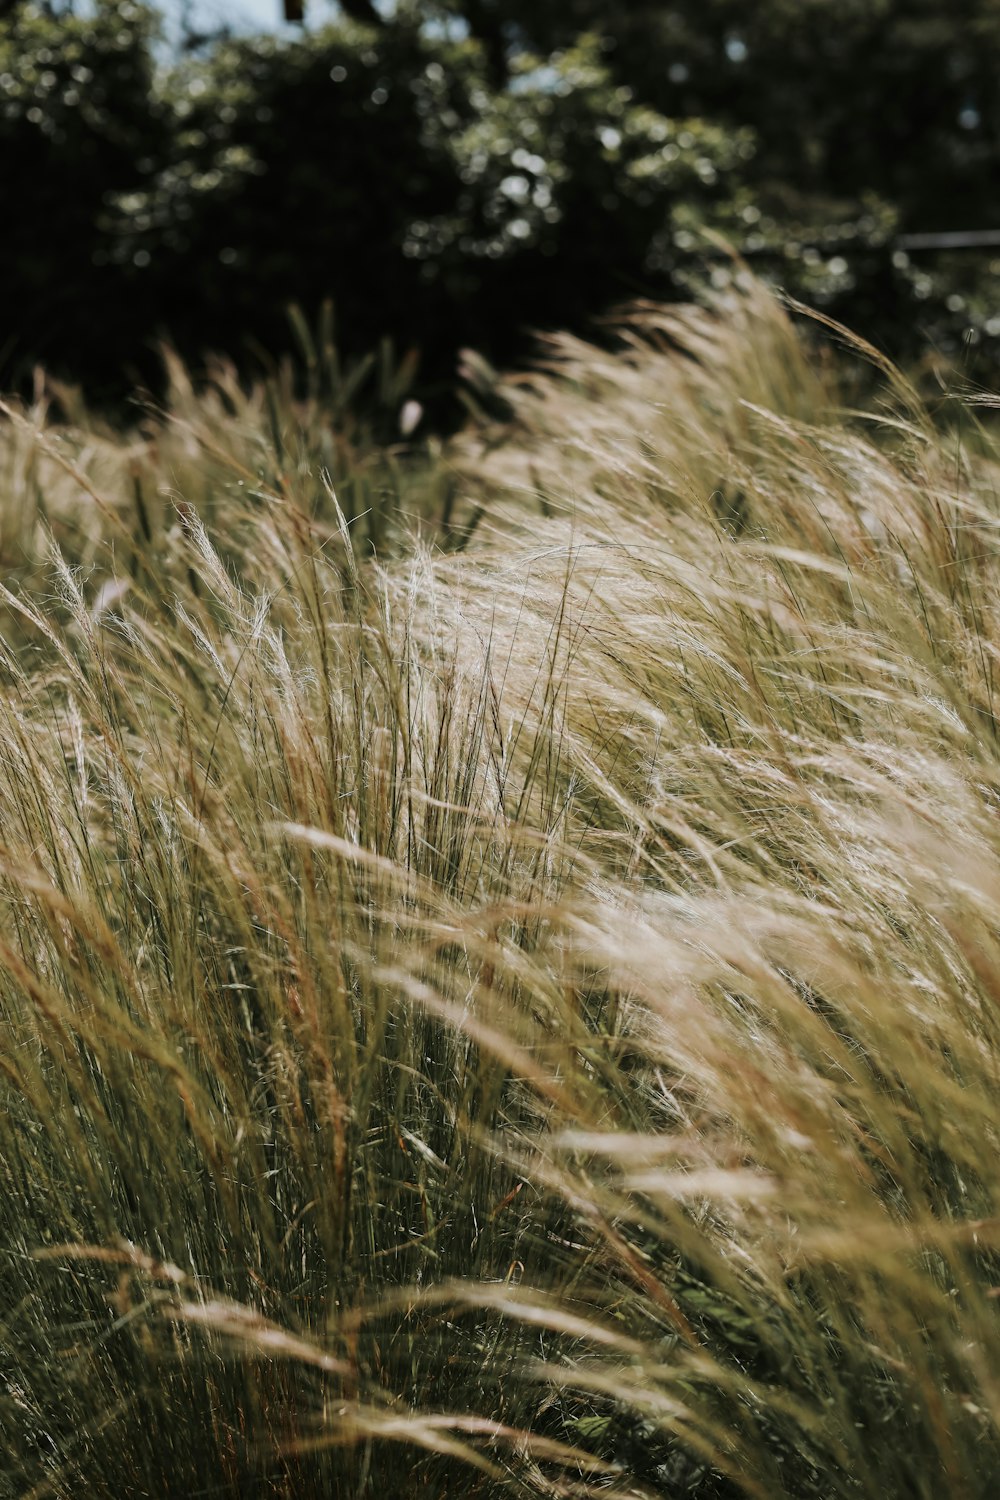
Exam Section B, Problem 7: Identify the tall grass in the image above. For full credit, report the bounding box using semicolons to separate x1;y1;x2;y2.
2;279;1000;1497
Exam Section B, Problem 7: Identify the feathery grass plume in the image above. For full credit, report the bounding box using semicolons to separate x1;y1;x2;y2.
2;279;1000;1496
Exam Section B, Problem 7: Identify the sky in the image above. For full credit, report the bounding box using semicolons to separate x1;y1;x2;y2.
210;0;290;29
158;0;386;41
161;0;317;37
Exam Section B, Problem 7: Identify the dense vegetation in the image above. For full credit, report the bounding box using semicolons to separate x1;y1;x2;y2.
2;0;999;406
2;282;1000;1495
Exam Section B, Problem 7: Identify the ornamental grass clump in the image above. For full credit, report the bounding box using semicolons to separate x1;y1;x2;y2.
1;280;1000;1497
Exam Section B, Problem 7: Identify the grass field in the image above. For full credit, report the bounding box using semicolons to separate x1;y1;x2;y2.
2;280;1000;1498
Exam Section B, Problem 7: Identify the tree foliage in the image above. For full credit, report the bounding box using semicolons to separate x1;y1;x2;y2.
0;1;166;389
0;0;998;404
445;0;1000;365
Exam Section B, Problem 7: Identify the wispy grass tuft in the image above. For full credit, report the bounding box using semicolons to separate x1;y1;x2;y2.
2;280;1000;1497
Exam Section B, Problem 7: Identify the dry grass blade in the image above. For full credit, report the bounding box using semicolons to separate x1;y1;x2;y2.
2;281;1000;1497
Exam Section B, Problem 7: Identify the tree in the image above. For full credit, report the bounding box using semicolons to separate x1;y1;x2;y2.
423;0;1000;366
2;0;998;407
118;26;745;402
0;0;167;395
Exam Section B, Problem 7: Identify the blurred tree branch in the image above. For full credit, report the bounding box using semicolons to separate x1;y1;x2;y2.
283;0;385;22
338;0;386;22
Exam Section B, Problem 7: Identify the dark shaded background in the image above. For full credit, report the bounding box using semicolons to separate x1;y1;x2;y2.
2;0;999;416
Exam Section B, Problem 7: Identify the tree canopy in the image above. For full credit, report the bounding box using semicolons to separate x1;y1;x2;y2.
1;0;997;407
